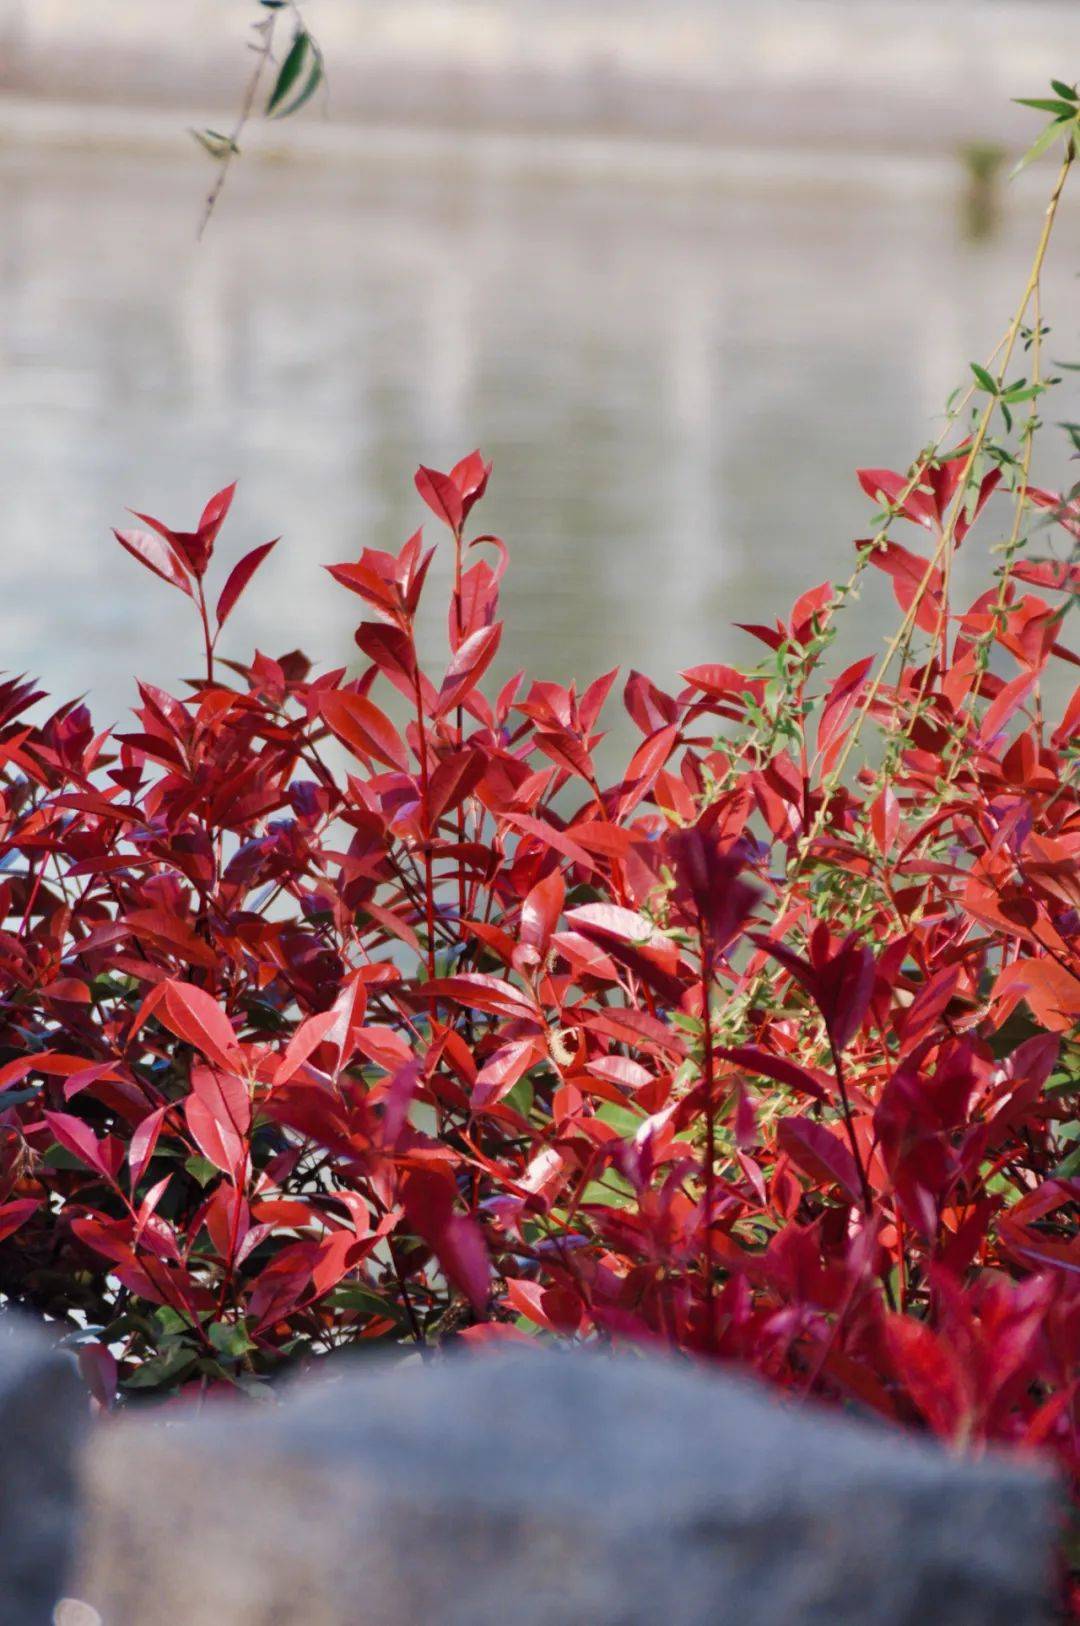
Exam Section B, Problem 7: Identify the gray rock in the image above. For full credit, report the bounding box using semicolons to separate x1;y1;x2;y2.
76;1350;1057;1626
0;1314;86;1625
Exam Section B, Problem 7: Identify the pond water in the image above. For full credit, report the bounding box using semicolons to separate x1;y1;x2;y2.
1;139;1078;762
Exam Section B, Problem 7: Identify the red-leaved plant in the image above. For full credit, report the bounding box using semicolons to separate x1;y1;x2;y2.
1;86;1078;1612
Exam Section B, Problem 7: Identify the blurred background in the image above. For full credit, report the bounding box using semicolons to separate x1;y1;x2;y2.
2;0;1079;755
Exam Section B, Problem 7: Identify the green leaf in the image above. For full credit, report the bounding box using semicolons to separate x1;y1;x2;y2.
970;362;999;395
184;1153;219;1187
191;128;240;161
42;1143;89;1171
1050;80;1078;102
278;56;324;121
266;31;311;116
1011;117;1069;179
330;1283;406;1321
208;1320;255;1358
1013;97;1079;118
123;1343;198;1390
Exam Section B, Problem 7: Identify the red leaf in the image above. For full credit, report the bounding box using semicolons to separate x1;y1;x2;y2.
439;1214;492;1312
191;1063;252;1137
77;1343;118;1411
419;974;538;1023
113;529;192;596
0;1198;39;1243
216;539;278;629
473;1039;542;1109
884;1315;969;1441
129;1106;167;1189
519;871;564;961
504;1277;581;1334
867;542;944;635
979;671;1036;743
415;465;464;532
124;908;217;970
617;723;679;815
857;467;937;530
434;623;502;717
777;1117;862;1205
716;1045;830;1104
319;690;410;772
198;481;237;546
993;957;1080;1033
43;1110;115;1181
184;1065;250;1177
450;450;492;518
816;656;874;771
155;980;240;1069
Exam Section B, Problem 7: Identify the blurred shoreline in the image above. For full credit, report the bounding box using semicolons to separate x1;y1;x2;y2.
3;0;1079;169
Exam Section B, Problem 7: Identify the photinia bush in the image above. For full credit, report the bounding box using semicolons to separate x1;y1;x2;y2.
0;85;1078;1611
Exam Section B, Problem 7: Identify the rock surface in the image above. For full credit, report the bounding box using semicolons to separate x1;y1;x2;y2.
0;1314;86;1625
77;1350;1057;1626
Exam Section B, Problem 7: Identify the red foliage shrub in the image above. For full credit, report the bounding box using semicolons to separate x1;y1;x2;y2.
0;113;1078;1609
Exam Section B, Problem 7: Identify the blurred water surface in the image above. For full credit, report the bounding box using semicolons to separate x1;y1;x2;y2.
1;141;1078;761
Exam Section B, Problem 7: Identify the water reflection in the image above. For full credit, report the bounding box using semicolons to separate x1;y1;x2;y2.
1;142;1077;763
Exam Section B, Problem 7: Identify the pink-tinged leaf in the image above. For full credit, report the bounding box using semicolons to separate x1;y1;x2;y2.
418;974;538;1023
550;930;619;982
566;903;669;952
680;664;747;697
191;1064;251;1137
415;465;464;532
0;1198;39;1243
353;1024;414;1073
0;1057;35;1092
502;813;596;873
867;542;945;635
185;1065;250;1177
215;539;278;629
129;1105;167;1189
818;935;877;1051
884;1315;969;1441
790;581;834;645
198;481;237;545
124;908;217;970
319;690;410;772
979;671;1036;744
816;656;874;770
434;623;502;717
587;1055;654;1091
439;1214;492;1312
43;1111;114;1181
777;1116;862;1205
158;981;240;1069
857;467;937;530
519;870;565;960
993;957;1080;1033
473;1039;542;1109
716;1045;830;1104
870;785;900;854
113;529;192;596
450;449;492;518
273;1009;341;1084
504;1277;581;1334
318;974;368;1076
62;1061;125;1102
954;467;1001;544
1029;485;1080;540
77;1342;118;1411
617;722;679;814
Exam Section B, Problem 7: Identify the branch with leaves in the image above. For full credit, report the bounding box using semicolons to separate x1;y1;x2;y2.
192;0;325;236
